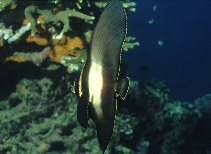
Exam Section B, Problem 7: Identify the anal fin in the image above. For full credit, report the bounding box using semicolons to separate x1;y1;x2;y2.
77;95;89;128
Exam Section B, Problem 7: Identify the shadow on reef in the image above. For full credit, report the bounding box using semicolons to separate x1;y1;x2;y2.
126;79;211;154
0;61;75;100
180;107;211;153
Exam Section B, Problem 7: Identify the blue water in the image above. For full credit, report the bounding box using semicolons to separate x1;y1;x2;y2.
125;1;211;101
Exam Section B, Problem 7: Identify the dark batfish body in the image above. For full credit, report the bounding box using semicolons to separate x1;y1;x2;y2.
76;0;129;152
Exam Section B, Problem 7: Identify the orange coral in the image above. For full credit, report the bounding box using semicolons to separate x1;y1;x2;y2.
23;16;45;25
5;36;84;64
26;35;48;46
37;16;45;24
22;18;28;25
52;35;67;45
66;36;84;49
4;56;27;63
4;47;51;66
49;36;84;63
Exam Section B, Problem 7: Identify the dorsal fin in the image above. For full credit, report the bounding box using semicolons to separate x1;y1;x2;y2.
116;77;130;100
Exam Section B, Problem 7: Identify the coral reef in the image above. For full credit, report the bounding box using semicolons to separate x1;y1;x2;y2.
1;72;211;153
127;79;211;154
93;1;137;12
0;0;139;72
24;5;95;37
0;0;15;11
0;23;31;44
0;75;139;153
0;0;140;153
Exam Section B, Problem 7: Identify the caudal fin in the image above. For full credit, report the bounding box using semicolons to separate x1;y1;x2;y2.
89;102;115;152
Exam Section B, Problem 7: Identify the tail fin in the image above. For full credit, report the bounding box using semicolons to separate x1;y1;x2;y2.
88;99;116;153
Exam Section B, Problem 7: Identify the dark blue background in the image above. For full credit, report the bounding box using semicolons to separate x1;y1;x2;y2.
124;1;211;101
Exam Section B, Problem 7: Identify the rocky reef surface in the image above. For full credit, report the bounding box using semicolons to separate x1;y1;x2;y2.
1;64;211;153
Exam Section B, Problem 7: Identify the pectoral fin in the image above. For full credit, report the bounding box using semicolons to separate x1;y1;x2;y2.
116;77;130;100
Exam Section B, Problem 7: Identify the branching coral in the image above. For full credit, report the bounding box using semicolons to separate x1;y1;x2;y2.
123;36;140;52
61;48;87;73
0;0;15;11
0;22;31;44
24;5;95;38
0;0;139;74
77;0;137;12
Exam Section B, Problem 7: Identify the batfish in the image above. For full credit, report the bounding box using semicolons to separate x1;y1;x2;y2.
74;0;129;152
